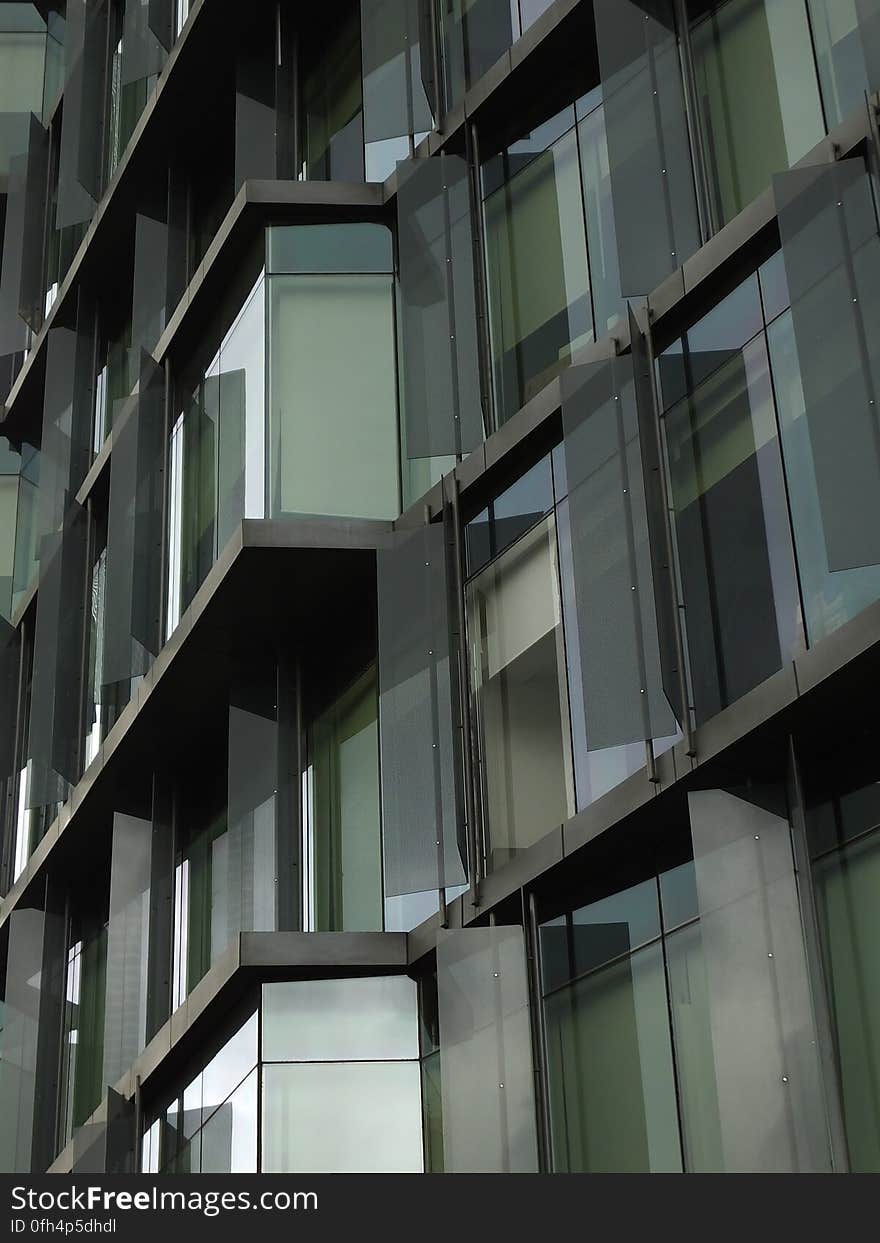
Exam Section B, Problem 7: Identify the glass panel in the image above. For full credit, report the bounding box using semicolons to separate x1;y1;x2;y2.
0;118;46;366
808;0;871;128
234;19;277;186
562;357;679;752
27;504;89;815
60;919;108;1147
769;310;880;646
687;787;831;1170
436;926;538;1172
215;674;278;957
422;1050;444;1172
301;1;364;181
814;830;880;1171
306;665;383;932
664;332;801;724
262;976;419;1062
121;0;166;86
483;123;593;423
131;202;169;357
201;1013;258;1123
773;160;880;631
0;908;53;1172
855;0;880;96
578;100;623;340
595;0;700;294
102;814;152;1088
465;454;554;576
200;1067;258;1173
262;1061;423;1173
268;272;399;519
377;524;465;930
12;442;39;613
665;919;725;1170
361;0;433;182
56;0;105;230
440;0;514;106
103;356;164;697
218;276;265;535
544;942;682;1172
397;154;484;459
467;515;574;870
691;0;825;226
267;223;393;274
178;385;216;614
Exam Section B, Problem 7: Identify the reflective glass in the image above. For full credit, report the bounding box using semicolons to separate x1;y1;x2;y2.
378;524;464;927
262;1062;423;1173
102;814;152;1089
267;223;393;275
814;830;880;1171
808;0;871;127
305;666;383;932
397;154;484;460
664;333;802;723
484;124;593;423
578;100;623;340
301;1;364;181
687;788;831;1171
268;273;399;519
361;0;433;182
467;516;574;870
773;161;880;636
201;1014;259;1123
595;0;700;293
691;0;825;226
199;1068;258;1173
544;942;682;1172
262;976;419;1063
436;926;538;1172
561;358;679;755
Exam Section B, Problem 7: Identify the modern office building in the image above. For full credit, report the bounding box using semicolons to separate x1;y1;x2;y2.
0;0;879;1176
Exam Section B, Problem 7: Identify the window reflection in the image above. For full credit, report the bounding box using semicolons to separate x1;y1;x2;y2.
467;514;574;870
689;0;825;226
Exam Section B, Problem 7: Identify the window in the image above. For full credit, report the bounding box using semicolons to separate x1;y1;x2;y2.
661;274;803;724
267;225;399;520
304;665;383;932
805;742;880;1172
690;0;825;225
467;512;574;870
261;977;423;1173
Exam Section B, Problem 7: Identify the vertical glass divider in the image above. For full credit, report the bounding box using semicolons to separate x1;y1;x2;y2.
671;0;716;242
429;502;449;929
640;303;696;758
785;736;851;1170
450;473;481;909
466;120;495;439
